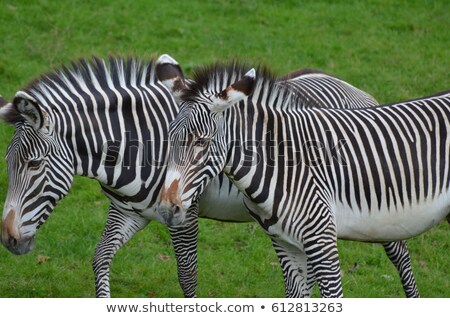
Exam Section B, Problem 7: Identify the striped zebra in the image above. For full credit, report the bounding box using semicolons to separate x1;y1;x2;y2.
0;55;417;298
156;60;450;297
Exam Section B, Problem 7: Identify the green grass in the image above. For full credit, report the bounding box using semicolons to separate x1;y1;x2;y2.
0;0;449;298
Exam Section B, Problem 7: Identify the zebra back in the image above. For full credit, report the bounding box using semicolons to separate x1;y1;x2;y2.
281;71;378;109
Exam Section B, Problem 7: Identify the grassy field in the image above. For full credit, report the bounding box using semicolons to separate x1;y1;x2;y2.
0;0;449;298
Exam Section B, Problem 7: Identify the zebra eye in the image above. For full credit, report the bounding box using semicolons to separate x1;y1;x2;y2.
28;159;43;169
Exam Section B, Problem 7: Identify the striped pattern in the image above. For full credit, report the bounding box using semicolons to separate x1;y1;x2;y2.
280;70;378;109
1;57;178;297
4;124;73;238
158;61;450;297
0;57;420;298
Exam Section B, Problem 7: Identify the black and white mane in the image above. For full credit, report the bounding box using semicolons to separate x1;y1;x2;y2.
182;60;317;109
1;56;159;124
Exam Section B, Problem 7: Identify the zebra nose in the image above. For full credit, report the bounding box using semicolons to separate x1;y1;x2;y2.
1;209;24;253
158;201;182;226
2;235;35;255
1;212;35;255
2;209;18;238
8;237;18;248
1;231;20;249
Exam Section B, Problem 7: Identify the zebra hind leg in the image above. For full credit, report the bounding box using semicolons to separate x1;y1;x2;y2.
382;241;420;298
270;238;311;297
168;203;200;298
92;205;149;298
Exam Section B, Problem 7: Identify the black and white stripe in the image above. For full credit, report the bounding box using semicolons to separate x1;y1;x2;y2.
158;60;449;297
0;56;419;298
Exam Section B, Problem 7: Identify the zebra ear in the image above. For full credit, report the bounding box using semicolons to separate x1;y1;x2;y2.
210;68;256;113
13;91;45;130
1;95;26;125
156;54;187;102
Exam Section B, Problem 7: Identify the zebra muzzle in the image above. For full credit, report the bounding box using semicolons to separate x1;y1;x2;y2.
1;209;36;255
158;179;187;226
157;201;186;227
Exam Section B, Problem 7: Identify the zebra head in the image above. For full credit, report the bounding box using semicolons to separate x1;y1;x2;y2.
0;92;74;254
156;58;256;226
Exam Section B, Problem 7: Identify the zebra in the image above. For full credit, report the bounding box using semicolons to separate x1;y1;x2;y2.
156;60;450;297
0;54;417;298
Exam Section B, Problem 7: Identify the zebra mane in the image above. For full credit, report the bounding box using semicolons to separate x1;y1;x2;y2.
0;56;158;124
182;60;312;109
25;56;158;96
278;67;328;81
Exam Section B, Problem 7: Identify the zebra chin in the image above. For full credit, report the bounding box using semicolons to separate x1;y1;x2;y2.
1;234;36;255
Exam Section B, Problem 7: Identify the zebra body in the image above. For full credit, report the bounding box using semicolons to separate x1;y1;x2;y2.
312;104;450;241
0;55;417;298
336;190;449;241
157;60;449;297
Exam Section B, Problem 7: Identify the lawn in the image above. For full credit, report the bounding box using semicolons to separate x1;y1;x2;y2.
0;0;448;297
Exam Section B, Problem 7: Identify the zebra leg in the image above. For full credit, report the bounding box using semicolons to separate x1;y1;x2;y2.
305;262;316;295
305;238;343;297
168;203;199;298
382;241;420;298
270;238;310;297
92;205;149;298
303;216;343;298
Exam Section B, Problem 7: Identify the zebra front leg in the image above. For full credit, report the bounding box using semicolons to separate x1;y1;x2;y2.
271;238;311;297
305;262;316;295
93;205;149;297
382;241;420;298
303;216;343;298
168;203;199;298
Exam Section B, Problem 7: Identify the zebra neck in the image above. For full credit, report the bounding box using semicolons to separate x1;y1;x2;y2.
54;113;113;184
53;90;175;196
222;101;304;200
